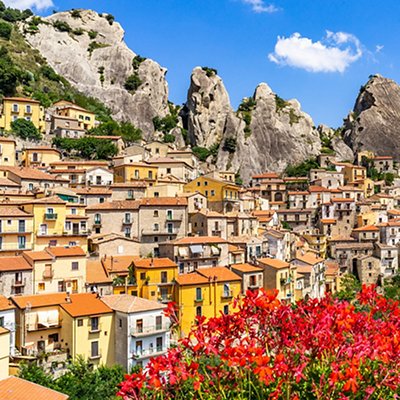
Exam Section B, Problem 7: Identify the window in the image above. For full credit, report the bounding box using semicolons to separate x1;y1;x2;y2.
127;190;134;199
167;210;173;220
71;208;77;215
18;236;26;249
167;223;173;234
204;181;208;186
12;104;18;112
0;317;3;327
71;262;79;271
77;319;83;327
119;319;122;328
49;239;57;247
136;319;143;333
156;336;163;352
196;287;202;301
197;182;200;187
196;306;202;317
28;183;34;191
94;213;101;224
124;227;131;238
223;305;229;315
7;220;11;225
90;317;99;332
135;340;143;355
38;282;45;291
166;168;171;174
154;236;158;243
154;210;159;217
140;272;146;280
223;283;230;297
65;221;71;231
161;271;167;283
58;281;65;292
91;341;99;358
148;171;153;179
48;333;59;344
211;190;215;196
25;104;30;113
124;213;131;223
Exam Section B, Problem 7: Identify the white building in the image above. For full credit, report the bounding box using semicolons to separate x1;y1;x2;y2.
101;295;171;371
85;167;113;186
0;295;16;356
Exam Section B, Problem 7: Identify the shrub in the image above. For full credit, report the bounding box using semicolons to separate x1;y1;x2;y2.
118;286;400;399
152;114;178;134
105;13;115;25
39;65;60;82
0;21;12;40
192;146;210;162
223;137;237;153
124;73;142;92
285;157;319;177
90;120;142;144
163;133;175;143
0;47;23;96
201;66;217;77
72;28;84;36
52;20;71;32
132;55;146;70
88;30;97;39
275;94;289;112
88;41;110;55
70;9;81;18
53;136;117;159
11;118;41;140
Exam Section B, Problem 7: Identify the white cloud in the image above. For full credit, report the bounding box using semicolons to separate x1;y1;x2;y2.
241;0;278;13
268;31;362;73
3;0;53;11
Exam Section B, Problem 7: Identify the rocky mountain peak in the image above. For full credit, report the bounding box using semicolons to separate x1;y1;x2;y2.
343;75;400;158
23;9;169;138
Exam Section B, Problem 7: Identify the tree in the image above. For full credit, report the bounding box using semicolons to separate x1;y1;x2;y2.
223;137;237;153
11;119;41;140
0;46;22;96
124;74;142;92
285;158;320;177
0;21;12;40
383;273;400;300
119;122;142;144
335;273;361;301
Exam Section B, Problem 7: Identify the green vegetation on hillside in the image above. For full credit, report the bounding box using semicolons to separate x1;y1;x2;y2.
89;120;142;144
152;103;183;143
201;66;217;77
19;357;124;400
192;143;220;162
285;157;319;177
53;136;118;160
11;118;41;140
238;97;256;138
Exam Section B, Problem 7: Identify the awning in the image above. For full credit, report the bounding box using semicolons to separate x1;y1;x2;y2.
37;311;50;327
190;245;203;254
178;247;188;257
47;310;59;326
211;246;220;255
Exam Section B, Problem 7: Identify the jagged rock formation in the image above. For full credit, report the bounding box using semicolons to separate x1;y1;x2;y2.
343;75;400;159
317;125;354;162
183;68;321;183
23;10;169;138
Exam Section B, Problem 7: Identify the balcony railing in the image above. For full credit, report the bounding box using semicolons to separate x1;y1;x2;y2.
89;323;102;334
158;294;173;303
123;218;132;225
131;347;168;359
221;290;234;299
93;220;102;226
130;322;170;337
45;213;58;220
12;278;26;287
43;269;54;279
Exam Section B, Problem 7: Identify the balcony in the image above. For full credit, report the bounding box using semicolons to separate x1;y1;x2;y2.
123;219;132;225
194;297;203;303
158;294;173;303
221;290;234;300
131;347;167;359
43;269;54;279
89;323;102;334
93;220;102;226
12;277;26;287
166;216;183;222
141;229;176;236
44;213;58;220
130;322;170;337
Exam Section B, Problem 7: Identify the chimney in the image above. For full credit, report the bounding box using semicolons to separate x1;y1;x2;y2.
65;293;71;303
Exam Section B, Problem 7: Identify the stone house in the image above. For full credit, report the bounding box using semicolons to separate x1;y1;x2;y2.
230;263;264;293
0;256;33;297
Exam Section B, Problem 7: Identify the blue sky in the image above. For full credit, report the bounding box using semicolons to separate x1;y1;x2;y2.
5;0;400;127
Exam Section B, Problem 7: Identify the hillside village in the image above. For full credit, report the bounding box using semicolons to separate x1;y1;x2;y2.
0;91;398;387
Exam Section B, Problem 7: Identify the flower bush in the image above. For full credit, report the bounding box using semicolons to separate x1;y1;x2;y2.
118;286;400;399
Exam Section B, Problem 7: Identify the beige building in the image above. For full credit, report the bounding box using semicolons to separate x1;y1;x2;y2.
0;256;33;297
23;147;61;168
0;327;9;379
230;263;264;293
0;137;16;166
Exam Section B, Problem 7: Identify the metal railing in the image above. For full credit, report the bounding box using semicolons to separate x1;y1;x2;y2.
130;322;170;336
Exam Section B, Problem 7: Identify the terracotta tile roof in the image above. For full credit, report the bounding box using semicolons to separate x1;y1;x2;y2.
329;235;356;242
288;191;310;195
195;209;226;218
102;255;140;273
231;263;263;273
172;236;228;245
3;97;40;103
320;219;336;224
25;195;66;204
140;197;187;206
86;200;141;211
252;172;279;179
23;250;53;263
0;376;69;400
352;225;379;232
197;266;242;282
309;185;330;192
0;295;15;311
175;272;210;286
378;220;400;227
295;252;324;265
325;260;340;276
228;244;244;253
110;182;147;188
132;257;177;269
11;292;68;309
296;265;312;274
0;326;9;334
86;260;111;284
331;197;355;203
50;161;108;166
0;256;32;271
60;293;112;317
46;246;86;258
0;205;32;216
0;167;62;181
101;294;165;313
25;146;61;153
0;178;20;187
258;258;290;269
66;214;89;219
73;187;112;195
0;136;16;143
90;135;122;140
372;156;393;160
335;242;374;250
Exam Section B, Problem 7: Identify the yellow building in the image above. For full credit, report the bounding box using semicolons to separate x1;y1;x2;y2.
257;258;297;302
174;267;242;335
0;97;45;132
24;246;87;294
114;163;158;186
0;327;9;379
23;147;61;168
132;258;178;303
343;164;367;184
12;292;114;367
184;176;241;212
351;177;375;198
0;137;16;166
54;100;96;131
0;205;34;255
60;293;114;367
303;233;327;258
20;196;88;251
